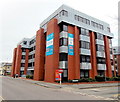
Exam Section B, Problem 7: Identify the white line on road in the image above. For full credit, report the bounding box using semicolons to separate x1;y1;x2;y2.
0;96;4;101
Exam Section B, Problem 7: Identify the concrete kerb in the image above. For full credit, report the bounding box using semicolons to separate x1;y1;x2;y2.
17;77;120;89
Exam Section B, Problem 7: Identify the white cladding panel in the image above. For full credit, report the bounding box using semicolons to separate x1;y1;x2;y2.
80;35;90;42
96;39;104;45
59;46;68;53
97;51;105;58
60;31;68;38
80;63;91;69
80;48;91;55
97;64;106;70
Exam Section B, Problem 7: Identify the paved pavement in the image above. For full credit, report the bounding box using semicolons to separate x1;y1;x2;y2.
1;76;120;101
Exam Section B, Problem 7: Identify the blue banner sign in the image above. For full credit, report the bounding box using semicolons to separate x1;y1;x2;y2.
46;33;54;56
68;33;74;55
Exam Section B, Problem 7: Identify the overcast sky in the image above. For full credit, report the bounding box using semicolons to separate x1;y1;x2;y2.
0;0;119;63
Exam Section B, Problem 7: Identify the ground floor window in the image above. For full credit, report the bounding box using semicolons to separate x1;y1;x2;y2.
112;71;114;77
27;70;34;76
62;70;68;82
80;70;89;78
97;70;105;77
20;71;24;76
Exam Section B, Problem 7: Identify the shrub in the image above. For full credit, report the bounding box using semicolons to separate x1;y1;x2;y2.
107;77;114;81
26;75;33;79
95;76;105;82
78;78;96;82
113;77;120;81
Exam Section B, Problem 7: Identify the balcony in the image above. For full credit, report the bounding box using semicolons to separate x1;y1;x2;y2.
59;46;68;53
80;62;91;70
80;35;90;42
21;59;25;63
96;39;104;45
111;66;114;71
20;67;24;71
28;58;35;63
60;31;68;38
96;51;105;58
97;64;106;70
110;54;113;59
80;48;91;55
59;61;68;69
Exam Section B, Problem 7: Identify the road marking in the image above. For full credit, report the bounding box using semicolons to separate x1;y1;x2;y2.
0;96;4;100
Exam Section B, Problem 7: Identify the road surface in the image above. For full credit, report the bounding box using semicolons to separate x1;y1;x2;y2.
0;76;119;101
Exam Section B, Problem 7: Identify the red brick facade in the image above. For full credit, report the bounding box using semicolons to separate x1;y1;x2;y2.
11;18;115;82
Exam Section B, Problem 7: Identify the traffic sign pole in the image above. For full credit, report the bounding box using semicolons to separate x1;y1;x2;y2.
59;73;62;85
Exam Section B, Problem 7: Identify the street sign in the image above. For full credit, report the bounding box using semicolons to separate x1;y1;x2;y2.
58;69;63;73
55;70;60;81
55;69;63;84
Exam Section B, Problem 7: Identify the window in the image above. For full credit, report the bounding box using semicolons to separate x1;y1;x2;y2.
107;27;110;32
22;49;26;52
63;25;68;32
59;53;68;61
21;55;25;59
110;48;113;54
86;56;90;62
109;39;112;44
29;47;34;52
80;55;90;62
29;39;35;45
32;62;34;66
21;63;25;67
111;60;113;65
28;63;32;67
33;46;36;50
96;45;104;52
23;41;27;45
95;33;103;40
80;55;86;62
33;54;35;58
91;21;104;30
74;15;90;25
59;10;68;17
86;19;90;25
80;28;89;36
97;58;106;64
59;23;68;32
98;70;104;77
59;38;68;46
29;55;32;59
113;49;116;53
80;41;90;49
80;70;89;78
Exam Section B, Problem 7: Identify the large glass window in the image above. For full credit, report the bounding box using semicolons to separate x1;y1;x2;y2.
28;63;32;67
110;48;113;54
21;55;25;59
80;70;89;78
80;28;89;36
21;63;25;67
59;38;68;46
95;33;103;40
80;55;90;62
74;15;90;25
80;41;90;49
22;48;26;52
97;57;106;64
96;45;104;52
59;22;68;32
91;21;104;30
59;53;68;61
59;10;68;17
